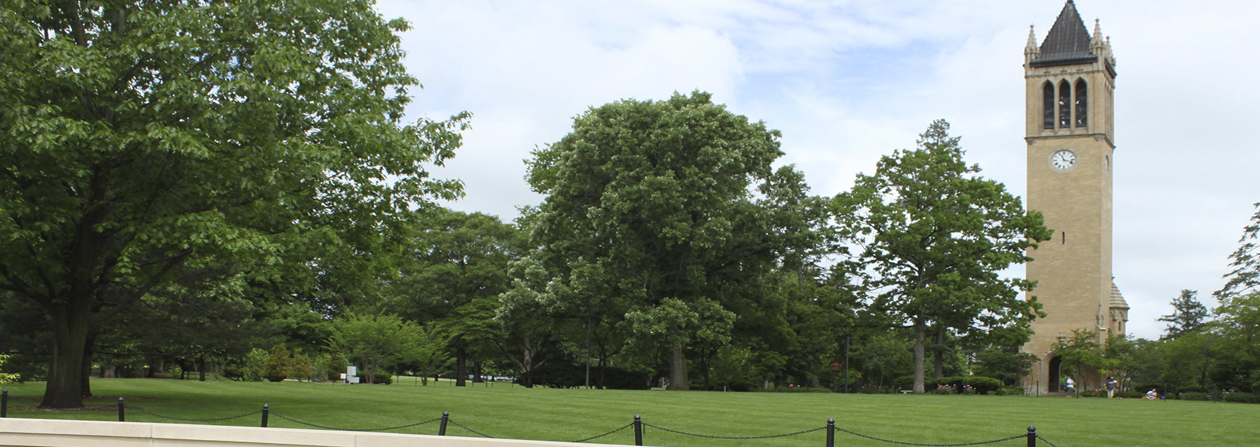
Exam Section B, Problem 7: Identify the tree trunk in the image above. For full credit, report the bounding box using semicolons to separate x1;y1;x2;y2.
934;329;945;379
455;346;467;387
583;319;592;389
42;302;92;408
667;346;689;390
199;356;207;382
913;319;926;394
81;335;95;397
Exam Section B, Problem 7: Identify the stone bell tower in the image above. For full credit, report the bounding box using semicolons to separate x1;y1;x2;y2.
1020;0;1128;395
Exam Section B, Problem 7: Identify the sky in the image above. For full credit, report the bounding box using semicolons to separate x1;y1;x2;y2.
372;0;1260;340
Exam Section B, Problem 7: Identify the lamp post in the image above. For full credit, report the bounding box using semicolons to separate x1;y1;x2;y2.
830;362;841;392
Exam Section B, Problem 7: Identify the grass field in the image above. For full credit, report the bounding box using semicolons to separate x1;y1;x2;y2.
3;378;1258;447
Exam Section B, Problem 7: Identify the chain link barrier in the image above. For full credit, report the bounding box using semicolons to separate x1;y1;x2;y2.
268;412;441;432
5;396;115;411
643;422;827;440
2;394;1058;446
7;397;43;406
447;418;495;438
832;425;1027;447
122;405;263;422
568;422;634;443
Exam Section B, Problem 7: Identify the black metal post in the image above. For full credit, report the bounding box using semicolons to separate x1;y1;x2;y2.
439;411;449;436
826;418;835;447
1027;425;1036;447
118;397;125;422
633;414;643;446
2;389;8;418
261;404;269;427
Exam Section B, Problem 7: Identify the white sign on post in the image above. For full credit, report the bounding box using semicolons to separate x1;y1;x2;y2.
347;366;359;384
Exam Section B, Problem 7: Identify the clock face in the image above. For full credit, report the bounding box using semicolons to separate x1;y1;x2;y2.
1050;150;1077;171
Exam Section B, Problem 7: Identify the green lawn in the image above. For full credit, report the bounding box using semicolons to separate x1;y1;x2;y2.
3;378;1257;447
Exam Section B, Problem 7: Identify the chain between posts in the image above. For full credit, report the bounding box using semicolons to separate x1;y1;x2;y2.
123;404;263;422
569;422;634;443
268;411;441;432
830;423;1027;447
447;418;494;438
0;397;1059;447
643;422;826;440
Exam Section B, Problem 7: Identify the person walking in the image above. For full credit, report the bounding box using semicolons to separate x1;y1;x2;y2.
1106;376;1117;398
1065;376;1075;396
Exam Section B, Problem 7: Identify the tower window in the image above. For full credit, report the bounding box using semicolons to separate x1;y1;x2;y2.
1043;82;1055;129
1075;79;1088;128
1062;231;1067;245
1058;80;1071;128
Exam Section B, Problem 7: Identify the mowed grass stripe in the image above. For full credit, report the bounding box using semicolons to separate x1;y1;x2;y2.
3;378;1259;446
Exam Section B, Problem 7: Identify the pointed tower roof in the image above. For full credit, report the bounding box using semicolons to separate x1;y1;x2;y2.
1030;1;1097;67
1110;282;1129;310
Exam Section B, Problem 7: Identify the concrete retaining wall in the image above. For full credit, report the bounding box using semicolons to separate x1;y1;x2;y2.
0;418;616;447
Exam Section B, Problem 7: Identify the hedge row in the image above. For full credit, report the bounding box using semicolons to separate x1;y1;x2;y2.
926;376;1003;395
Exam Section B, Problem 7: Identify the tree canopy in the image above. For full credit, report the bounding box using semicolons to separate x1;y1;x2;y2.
0;0;467;407
522;91;811;390
1217;203;1260;300
1158;289;1210;340
834;120;1051;394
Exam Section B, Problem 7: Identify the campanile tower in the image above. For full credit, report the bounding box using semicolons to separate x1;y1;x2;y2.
1021;1;1128;394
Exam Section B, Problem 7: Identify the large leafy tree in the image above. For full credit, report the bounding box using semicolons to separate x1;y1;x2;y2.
1213;292;1260;391
329;313;429;384
524;92;802;390
1051;329;1104;395
386;209;522;386
834;120;1052;393
0;0;467;407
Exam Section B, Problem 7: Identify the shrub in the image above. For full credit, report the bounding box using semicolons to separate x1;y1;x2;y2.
926;376;964;392
857;384;883;394
933;384;956;395
3;355;27;384
355;373;393;385
892;375;914;390
1117;390;1144;399
223;366;246;381
531;362;584;388
996;386;1024;396
762;385;833;393
963;376;1003;394
924;376;1003;395
1178;392;1209;401
601;367;651;390
1079;389;1106;398
1222;391;1258;403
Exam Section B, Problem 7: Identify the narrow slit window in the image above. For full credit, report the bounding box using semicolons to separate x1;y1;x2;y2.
1043;82;1055;129
1058;80;1071;128
1061;231;1067;245
1075;79;1088;128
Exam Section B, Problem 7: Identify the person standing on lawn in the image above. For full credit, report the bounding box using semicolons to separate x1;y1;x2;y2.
1106;376;1117;398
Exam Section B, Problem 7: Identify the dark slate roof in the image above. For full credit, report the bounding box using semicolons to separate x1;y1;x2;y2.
1032;1;1096;67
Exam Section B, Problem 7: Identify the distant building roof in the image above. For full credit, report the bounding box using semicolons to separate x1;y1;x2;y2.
1032;1;1096;67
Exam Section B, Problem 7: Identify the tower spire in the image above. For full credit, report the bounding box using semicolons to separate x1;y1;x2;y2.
1025;25;1039;64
